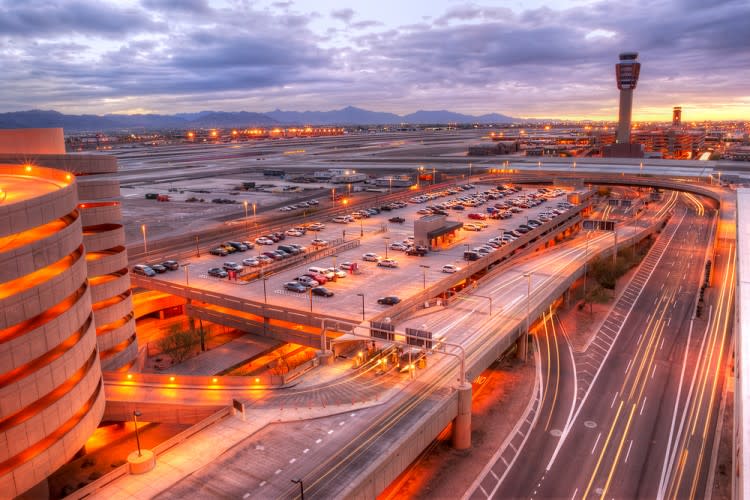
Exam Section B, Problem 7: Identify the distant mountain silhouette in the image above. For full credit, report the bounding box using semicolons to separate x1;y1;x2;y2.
0;106;523;131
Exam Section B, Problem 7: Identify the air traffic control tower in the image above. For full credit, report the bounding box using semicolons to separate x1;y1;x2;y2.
615;52;641;144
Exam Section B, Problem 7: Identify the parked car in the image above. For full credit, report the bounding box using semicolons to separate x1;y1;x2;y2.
223;262;243;272
284;281;307;293
377;258;398;268
406;246;428;256
242;241;255;250
221;244;237;254
339;261;355;271
362;252;381;262
286;229;303;237
311;286;334;297
468;213;487;220
308;267;334;279
442;264;460;273
377;296;401;305
326;267;347;279
255;237;274;245
242;258;260;267
333;216;350;224
389;216;405;223
226;241;248;252
390;242;407;251
256;255;273;265
149;263;167;273
310;239;329;247
210;247;229;256
162;260;179;271
289;243;307;252
305;272;328;285
132;264;156;277
207;267;228;278
295;276;319;287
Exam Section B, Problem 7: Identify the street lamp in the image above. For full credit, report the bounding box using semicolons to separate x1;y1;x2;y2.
583;231;592;300
262;276;268;304
356;293;365;321
523;272;532;362
389;177;393;194
132;410;143;457
195;235;200;258
252;203;257;228
291;479;304;500
384;237;390;259
140;224;148;258
183;263;191;287
420;265;430;289
243;201;249;237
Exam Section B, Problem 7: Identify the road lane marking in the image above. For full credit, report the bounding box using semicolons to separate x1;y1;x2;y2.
275;469;282;475
583;401;625;499
244;493;250;499
667;317;671;327
660;337;665;350
259;481;266;487
611;392;619;408
339;421;345;426
289;458;296;464
571;487;578;499
625;440;634;463
303;448;309;454
640;397;647;415
315;438;322;444
600;403;638;498
591;432;602;454
651;364;657;379
327;430;334;434
625;358;633;374
490;470;499;480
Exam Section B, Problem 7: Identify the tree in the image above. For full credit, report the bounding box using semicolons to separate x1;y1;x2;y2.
157;325;198;364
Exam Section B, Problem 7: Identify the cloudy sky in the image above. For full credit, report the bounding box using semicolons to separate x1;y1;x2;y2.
1;0;748;120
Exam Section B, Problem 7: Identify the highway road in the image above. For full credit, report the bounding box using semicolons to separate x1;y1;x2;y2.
476;194;734;499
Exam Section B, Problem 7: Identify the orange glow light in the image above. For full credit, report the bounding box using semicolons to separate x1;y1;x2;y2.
25;165;32;172
212;377;218;383
169;376;175;382
127;374;133;379
254;378;260;384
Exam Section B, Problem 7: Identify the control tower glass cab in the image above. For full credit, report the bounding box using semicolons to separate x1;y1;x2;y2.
615;52;641;144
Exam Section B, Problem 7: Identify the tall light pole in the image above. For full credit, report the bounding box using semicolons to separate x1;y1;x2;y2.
583;231;592;300
389;177;393;194
243;200;249;237
359;217;364;237
195;235;200;257
252;202;257;229
420;264;430;289
432;166;436;185
141;224;148;258
291;479;304;500
262;277;268;304
183;263;191;287
132;410;143;457
384;237;390;259
356;293;365;321
523;272;532;362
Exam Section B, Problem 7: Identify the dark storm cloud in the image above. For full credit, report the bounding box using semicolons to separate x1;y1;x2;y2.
0;0;163;36
140;0;212;15
0;0;748;116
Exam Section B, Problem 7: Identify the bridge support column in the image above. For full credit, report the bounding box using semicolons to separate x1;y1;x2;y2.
317;350;335;366
516;332;528;361
452;381;472;450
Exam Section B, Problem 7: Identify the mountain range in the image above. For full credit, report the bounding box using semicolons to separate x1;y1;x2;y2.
0;107;521;132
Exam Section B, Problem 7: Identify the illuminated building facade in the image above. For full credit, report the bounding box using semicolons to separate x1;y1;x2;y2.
0;164;105;497
0;129;137;370
673;106;682;126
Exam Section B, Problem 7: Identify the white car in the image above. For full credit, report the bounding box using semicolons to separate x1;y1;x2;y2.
242;258;260;267
285;229;303;237
362;252;381;262
295;276;319;287
326;267;347;279
463;223;481;231
332;216;351;224
310;239;329;247
377;258;398;268
442;264;460;273
255;237;274;245
390;242;407;251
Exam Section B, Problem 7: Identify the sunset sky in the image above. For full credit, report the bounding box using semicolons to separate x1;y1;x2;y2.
1;0;748;121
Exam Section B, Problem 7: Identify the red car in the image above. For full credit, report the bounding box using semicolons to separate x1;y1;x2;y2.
304;272;328;285
468;213;487;220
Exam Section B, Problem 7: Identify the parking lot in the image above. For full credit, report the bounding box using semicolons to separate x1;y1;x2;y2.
140;182;577;321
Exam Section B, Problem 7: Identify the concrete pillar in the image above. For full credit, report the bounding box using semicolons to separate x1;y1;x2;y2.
452;382;472;450
317;350;335;366
516;331;528;361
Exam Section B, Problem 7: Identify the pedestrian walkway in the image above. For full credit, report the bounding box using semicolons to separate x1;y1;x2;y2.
169;333;281;375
